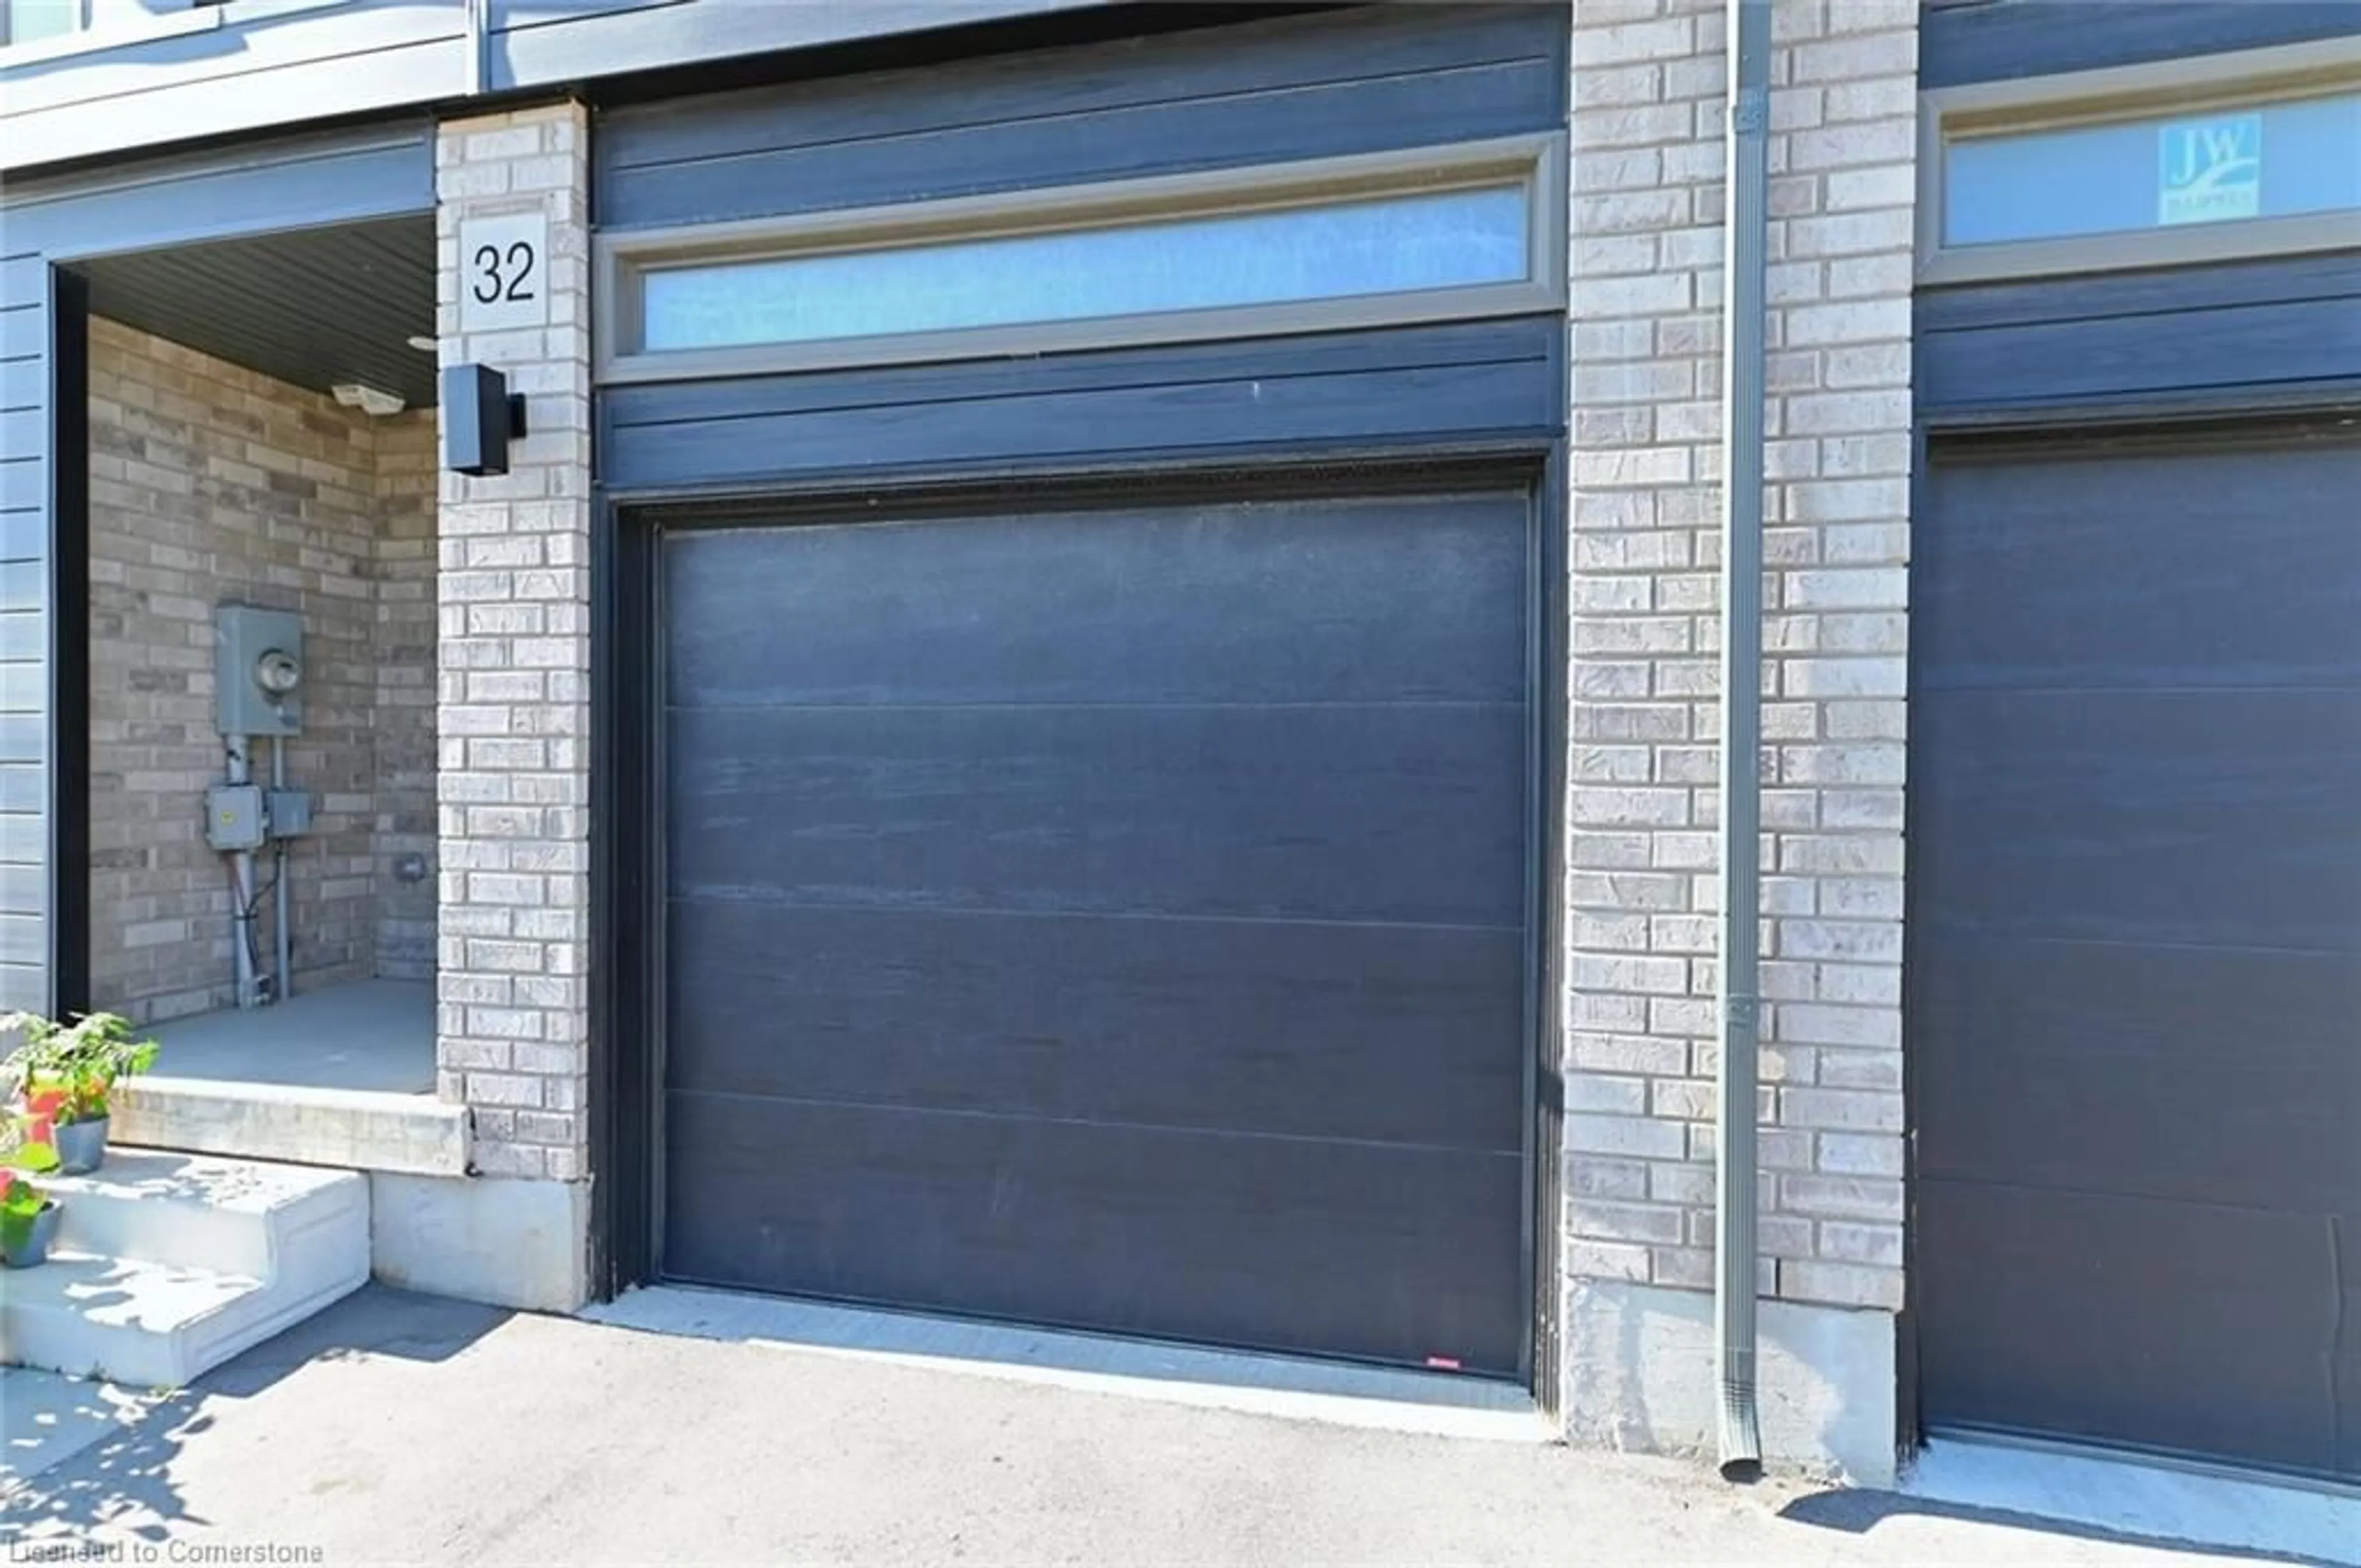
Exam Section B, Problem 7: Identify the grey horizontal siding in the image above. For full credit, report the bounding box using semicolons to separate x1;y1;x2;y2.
0;247;44;977
1;0;1106;176
1917;253;2361;422
492;0;1111;93
1;125;433;262
0;796;41;862
0;965;41;1009
595;4;1568;229
0;914;40;965
1921;0;2361;89
0;451;41;513
0;0;464;174
0;0;461;119
601;317;1564;494
0;718;40;765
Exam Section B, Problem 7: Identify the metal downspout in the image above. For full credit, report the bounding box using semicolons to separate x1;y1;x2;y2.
1716;0;1773;1481
466;0;491;96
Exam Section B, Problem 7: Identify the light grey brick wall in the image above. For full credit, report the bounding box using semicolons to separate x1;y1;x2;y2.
374;411;440;981
433;102;593;1181
87;317;437;1023
1564;0;1915;1317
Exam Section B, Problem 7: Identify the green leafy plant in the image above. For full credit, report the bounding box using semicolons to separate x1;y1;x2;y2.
2;1011;160;1126
0;1107;61;1259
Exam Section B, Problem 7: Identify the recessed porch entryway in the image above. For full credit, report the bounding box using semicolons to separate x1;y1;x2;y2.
61;215;461;1180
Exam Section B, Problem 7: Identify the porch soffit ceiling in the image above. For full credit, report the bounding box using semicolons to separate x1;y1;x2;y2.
71;215;440;411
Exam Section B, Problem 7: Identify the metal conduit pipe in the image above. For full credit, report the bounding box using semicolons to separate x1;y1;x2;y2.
225;734;263;1010
1715;0;1774;1482
272;737;294;1004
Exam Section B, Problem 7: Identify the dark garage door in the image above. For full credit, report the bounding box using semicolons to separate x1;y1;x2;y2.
1913;428;2361;1481
659;485;1534;1374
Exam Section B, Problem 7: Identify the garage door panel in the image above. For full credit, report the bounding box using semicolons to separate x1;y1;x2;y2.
658;484;1534;1372
1917;1178;2347;1477
664;1089;1529;1372
663;494;1528;711
666;701;1526;927
666;898;1527;1152
1912;689;2361;952
1916;434;2361;1480
1912;932;2359;1211
1913;443;2361;694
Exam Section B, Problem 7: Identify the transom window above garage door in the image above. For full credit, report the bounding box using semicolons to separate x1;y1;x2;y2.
597;137;1565;381
1921;39;2361;283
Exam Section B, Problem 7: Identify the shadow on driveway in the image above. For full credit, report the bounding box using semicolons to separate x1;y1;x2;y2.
1;1287;509;1544
1779;1487;2342;1567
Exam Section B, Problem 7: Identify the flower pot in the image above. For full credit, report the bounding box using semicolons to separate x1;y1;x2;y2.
52;1116;108;1175
2;1199;60;1267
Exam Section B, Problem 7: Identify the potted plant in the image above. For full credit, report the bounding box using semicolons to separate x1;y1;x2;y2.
2;1011;160;1175
1;1106;61;1269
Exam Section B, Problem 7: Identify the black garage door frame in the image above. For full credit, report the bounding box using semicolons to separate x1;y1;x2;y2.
589;443;1570;1399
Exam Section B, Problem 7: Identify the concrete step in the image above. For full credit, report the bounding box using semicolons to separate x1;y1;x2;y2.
1;1154;371;1388
45;1149;368;1278
112;1076;469;1177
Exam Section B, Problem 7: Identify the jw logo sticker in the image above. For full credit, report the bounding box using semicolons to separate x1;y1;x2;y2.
2158;113;2262;226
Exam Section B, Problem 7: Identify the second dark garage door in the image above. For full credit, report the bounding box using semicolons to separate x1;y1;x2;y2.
1912;426;2361;1481
658;484;1534;1374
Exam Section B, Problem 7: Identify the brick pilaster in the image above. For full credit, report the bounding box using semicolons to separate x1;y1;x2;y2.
433;103;593;1181
1564;0;1916;1320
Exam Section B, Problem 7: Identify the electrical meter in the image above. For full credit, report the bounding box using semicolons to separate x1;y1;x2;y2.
215;605;306;737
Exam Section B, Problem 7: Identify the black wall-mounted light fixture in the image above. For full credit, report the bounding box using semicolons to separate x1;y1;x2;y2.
441;363;530;477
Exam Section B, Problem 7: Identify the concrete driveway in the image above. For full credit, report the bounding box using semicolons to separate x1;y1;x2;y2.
0;1288;2300;1566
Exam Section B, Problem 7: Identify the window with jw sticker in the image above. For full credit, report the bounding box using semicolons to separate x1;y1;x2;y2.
1939;89;2359;252
2158;113;2263;226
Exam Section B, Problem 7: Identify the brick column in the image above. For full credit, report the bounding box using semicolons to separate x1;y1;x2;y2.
433;103;593;1187
1560;0;1915;1479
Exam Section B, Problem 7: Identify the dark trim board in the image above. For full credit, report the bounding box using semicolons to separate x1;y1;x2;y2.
593;3;1568;231
591;450;1568;1396
588;485;667;1298
1920;1;2361;89
1916;253;2361;428
46;269;87;1018
1526;438;1568;1418
1896;414;1933;1463
600;316;1565;493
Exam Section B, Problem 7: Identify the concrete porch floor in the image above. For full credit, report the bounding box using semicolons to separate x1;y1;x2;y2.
142;980;434;1096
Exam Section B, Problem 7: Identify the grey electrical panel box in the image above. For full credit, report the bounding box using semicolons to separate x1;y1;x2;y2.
204;784;268;852
265;790;314;837
215;604;306;737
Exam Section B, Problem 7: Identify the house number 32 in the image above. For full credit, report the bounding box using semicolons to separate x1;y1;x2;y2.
471;240;537;305
456;213;551;331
